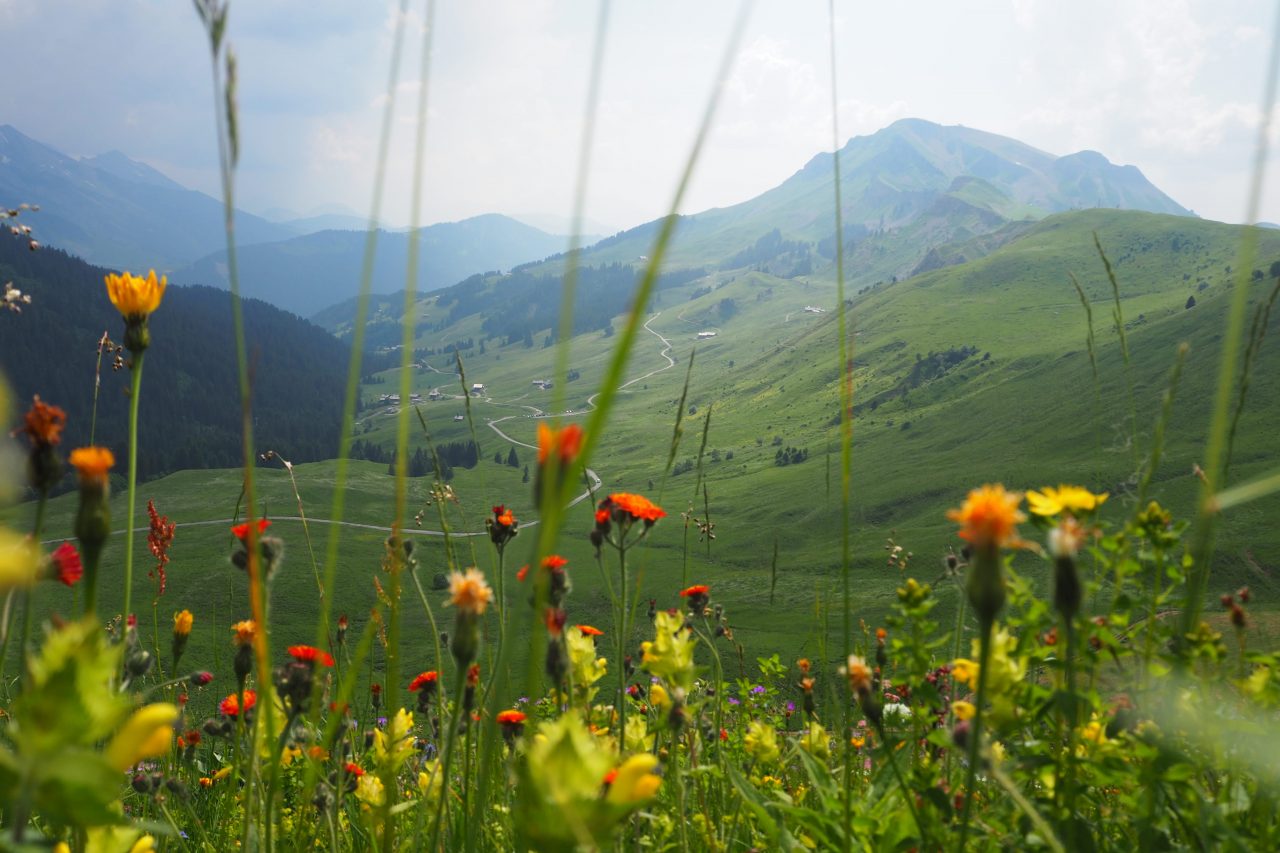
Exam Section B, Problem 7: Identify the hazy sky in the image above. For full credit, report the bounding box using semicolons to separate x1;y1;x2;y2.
2;0;1277;232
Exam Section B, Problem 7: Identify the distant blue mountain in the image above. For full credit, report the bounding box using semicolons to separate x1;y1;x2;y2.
0;125;295;271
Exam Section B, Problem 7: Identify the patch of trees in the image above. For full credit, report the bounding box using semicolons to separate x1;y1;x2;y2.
853;345;980;415
0;240;347;484
817;223;872;259
724;229;813;278
384;440;480;481
774;446;809;466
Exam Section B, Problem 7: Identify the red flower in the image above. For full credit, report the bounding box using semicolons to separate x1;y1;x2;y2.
192;671;214;686
15;396;67;448
409;671;439;692
602;768;618;787
516;564;530;582
575;624;603;637
466;663;481;687
492;505;515;528
220;690;257;717
537;422;583;466
604;493;666;524
147;499;175;596
544;608;567;637
52;542;82;586
543;554;568;571
344;762;364;778
680;585;710;598
496;709;527;727
231;518;271;541
288;645;335;667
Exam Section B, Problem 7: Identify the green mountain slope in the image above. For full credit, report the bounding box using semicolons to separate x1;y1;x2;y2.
0;236;349;481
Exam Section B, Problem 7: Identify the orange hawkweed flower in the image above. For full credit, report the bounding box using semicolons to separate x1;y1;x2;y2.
842;654;873;696
220;689;257;717
173;609;194;637
447;568;494;615
496;709;527;726
576;624;603;637
105;269;166;318
52;542;83;586
231;620;257;647
679;584;710;599
946;484;1025;550
288;645;335;667
231;518;271;541
537;422;583;466
69;446;115;484
606;493;666;524
409;671;439;692
15;396;66;448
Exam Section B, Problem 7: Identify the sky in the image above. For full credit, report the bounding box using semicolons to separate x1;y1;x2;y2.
2;0;1277;233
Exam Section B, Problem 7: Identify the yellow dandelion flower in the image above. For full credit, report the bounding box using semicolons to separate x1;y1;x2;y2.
105;269;166;318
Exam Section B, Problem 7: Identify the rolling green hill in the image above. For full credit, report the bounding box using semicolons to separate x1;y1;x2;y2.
8;207;1278;695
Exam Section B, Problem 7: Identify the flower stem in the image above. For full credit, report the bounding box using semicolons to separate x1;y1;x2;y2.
121;351;145;629
957;617;994;851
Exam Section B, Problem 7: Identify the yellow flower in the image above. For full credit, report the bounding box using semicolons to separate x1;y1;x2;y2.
947;484;1025;549
605;753;662;804
231;620;257;647
566;626;608;703
447;568;494;615
105;269;166;318
173;609;194;637
418;760;443;803
952;658;979;691
640;609;696;690
280;745;303;766
356;773;386;807
105;703;179;770
799;721;830;761
649;683;672;713
374;708;415;772
744;720;781;765
0;528;40;592
952;700;976;721
1080;717;1108;745
1026;484;1108;517
971;626;1027;694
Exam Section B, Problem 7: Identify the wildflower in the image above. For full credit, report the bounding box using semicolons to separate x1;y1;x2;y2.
373;708;416;772
1026;484;1108;517
566;626;608;703
605;753;662;804
419;761;444;803
576;624;603;637
173;609;194;637
949;484;1022;625
841;655;873;697
409;671;439;713
487;504;518;549
800;720;831;761
743;720;781;765
106;703;179;770
952;700;976;721
535;422;584;502
231;518;272;542
537;422;583;466
498;709;527;744
220;690;257;717
948;484;1025;550
336;613;349;644
105;269;166;352
952;658;980;691
1050;516;1086;619
14;396;66;493
231;620;256;646
49;542;83;586
288;645;336;667
356;773;385;807
603;493;667;525
146;500;175;596
448;567;494;614
640;610;697;691
679;584;710;613
191;671;214;686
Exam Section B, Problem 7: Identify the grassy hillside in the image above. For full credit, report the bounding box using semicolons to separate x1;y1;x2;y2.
6;208;1279;697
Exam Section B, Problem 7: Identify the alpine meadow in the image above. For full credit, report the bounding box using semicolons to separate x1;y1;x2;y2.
3;1;1280;851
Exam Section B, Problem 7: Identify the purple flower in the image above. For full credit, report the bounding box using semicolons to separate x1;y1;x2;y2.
751;685;766;695
786;701;796;713
377;716;388;727
728;697;740;706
